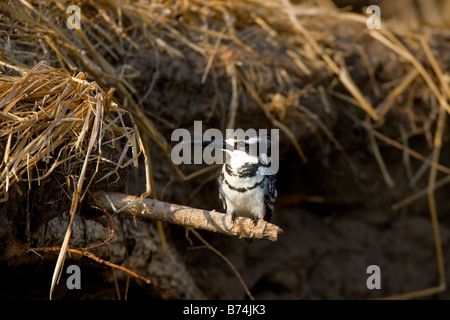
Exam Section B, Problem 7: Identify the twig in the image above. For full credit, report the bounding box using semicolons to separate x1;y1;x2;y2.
92;191;282;242
188;228;255;300
49;91;104;300
366;117;394;188
29;246;178;299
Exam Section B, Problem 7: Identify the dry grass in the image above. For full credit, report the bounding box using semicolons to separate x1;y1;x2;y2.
0;59;144;298
0;61;141;200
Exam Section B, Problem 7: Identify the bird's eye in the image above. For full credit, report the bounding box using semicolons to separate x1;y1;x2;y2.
234;140;248;152
245;142;250;154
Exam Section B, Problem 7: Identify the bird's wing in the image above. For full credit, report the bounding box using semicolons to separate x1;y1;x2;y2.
263;174;277;222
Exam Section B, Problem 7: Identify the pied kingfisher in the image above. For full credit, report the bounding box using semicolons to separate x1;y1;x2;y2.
191;133;277;225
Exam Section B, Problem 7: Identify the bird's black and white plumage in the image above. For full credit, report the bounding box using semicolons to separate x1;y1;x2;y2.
219;136;277;224
187;132;277;225
212;134;277;225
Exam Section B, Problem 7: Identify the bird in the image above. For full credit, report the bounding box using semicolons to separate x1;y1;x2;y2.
189;132;277;225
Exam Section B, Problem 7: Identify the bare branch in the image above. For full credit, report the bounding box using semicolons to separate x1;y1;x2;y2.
92;191;282;241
